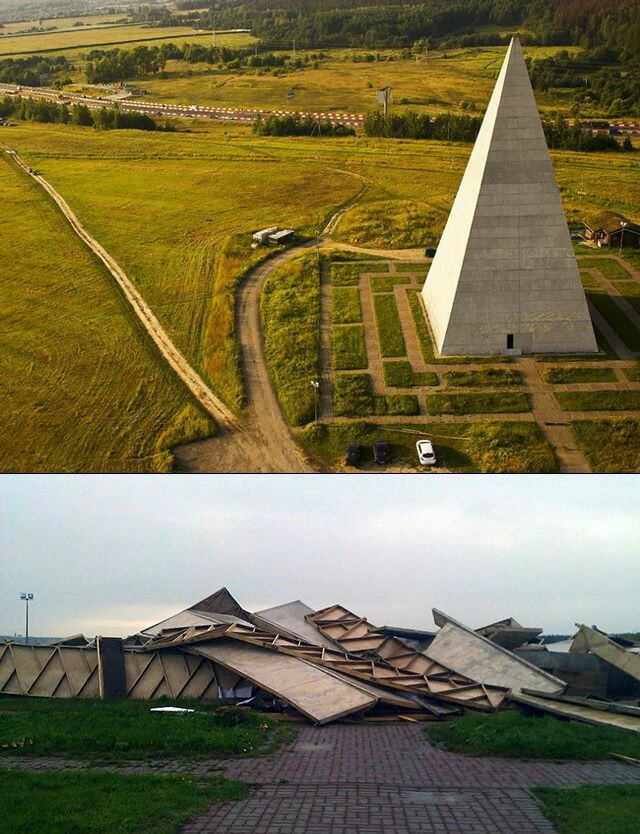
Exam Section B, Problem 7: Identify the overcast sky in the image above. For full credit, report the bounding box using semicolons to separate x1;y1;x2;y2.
1;475;638;639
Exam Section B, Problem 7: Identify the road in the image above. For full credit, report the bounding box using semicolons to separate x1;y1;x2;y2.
0;82;365;128
2;143;313;473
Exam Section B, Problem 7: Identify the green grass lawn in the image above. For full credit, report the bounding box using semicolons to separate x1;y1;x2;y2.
332;286;362;324
444;368;523;387
624;362;640;381
426;392;531;415
535;785;640;834
586;288;640;353
333;374;419;417
300;419;556;472
540;366;618;384
425;709;640;760
0;151;216;473
578;257;634;282
373;294;406;357
329;261;388;286
556;391;640;411
261;253;320;426
0;770;247;834
572;419;640;472
394;262;429;273
332;326;368;370
383;361;439;388
369;274;411;293
0;697;290;760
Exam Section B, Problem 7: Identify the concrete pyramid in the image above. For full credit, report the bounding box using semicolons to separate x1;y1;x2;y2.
421;37;597;355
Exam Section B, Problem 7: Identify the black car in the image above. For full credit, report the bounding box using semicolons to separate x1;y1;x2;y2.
424;247;437;258
373;440;390;464
345;443;361;466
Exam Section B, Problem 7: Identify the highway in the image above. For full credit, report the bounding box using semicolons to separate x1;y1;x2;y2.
0;82;366;128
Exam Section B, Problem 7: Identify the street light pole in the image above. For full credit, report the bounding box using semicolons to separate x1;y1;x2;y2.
619;221;628;255
20;592;33;644
310;380;320;422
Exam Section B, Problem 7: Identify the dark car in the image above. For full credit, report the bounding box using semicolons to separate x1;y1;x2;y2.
373;440;390;464
345;443;361;466
424;247;437;258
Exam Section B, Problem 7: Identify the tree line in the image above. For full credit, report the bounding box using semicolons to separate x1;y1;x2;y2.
252;113;355;136
0;96;162;131
0;55;72;88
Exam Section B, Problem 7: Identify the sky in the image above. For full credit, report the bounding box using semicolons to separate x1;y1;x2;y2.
1;475;638;639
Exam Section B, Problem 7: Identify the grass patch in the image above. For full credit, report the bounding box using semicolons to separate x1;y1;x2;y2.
383;361;439;388
0;697;291;760
425;709;640;760
329;261;388;286
540;366;617;384
444;369;523;387
299;419;556;472
369;274;411;293
335;199;446;249
573;419;640;472
0;770;247;834
373;294;406;357
261;253;320;426
426;392;530;415
624;362;640;381
394;262;430;273
578;257;634;282
586;288;640;353
535;785;640;834
556;391;640;411
580;270;602;291
331;286;362;324
332;326;368;370
333;374;419;417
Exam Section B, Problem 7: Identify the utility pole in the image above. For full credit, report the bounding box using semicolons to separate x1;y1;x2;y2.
310;380;320;422
292;38;296;59
619;221;627;254
20;592;33;644
212;28;216;49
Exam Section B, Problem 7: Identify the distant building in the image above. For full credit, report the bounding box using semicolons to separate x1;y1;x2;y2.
583;212;640;249
252;227;295;246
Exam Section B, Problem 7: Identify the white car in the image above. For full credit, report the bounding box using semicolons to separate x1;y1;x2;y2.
416;439;436;466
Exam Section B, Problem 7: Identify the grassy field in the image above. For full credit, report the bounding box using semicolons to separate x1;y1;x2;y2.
333;326;368;370
0;696;290;760
0;150;216;473
383;361;438;387
535;785;640;834
573;419;640;472
0;770;247;834
332;286;362;324
333;374;419;417
425;710;640;760
373;294;406;357
443;368;523;387
300;419;556;472
540;366;618;384
625;362;640;381
556;391;640;411
0;26;254;57
261;252;320;425
585;287;640;353
370;274;412;292
426;392;530;415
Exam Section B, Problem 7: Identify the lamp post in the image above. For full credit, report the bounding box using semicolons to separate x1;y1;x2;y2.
19;593;33;645
310;379;320;422
619;221;628;255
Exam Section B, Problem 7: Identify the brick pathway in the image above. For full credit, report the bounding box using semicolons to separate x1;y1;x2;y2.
4;725;640;834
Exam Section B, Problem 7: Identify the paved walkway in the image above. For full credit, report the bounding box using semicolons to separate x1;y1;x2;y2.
3;725;640;834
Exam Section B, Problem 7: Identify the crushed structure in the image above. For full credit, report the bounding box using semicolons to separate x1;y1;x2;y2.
1;587;639;733
421;37;598;356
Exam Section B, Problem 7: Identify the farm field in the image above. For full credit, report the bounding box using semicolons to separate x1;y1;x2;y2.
0;149;215;473
0;25;254;57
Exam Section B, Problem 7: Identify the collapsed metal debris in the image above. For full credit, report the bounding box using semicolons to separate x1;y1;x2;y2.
1;588;638;730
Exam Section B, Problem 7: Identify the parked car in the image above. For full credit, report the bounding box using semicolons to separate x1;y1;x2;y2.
345;443;361;466
424;247;437;258
373;440;390;464
416;439;436;466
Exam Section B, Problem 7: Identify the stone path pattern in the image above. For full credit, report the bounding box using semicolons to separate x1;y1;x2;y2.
3;725;640;834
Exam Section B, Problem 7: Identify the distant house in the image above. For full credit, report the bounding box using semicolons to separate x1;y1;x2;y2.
583;211;640;249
